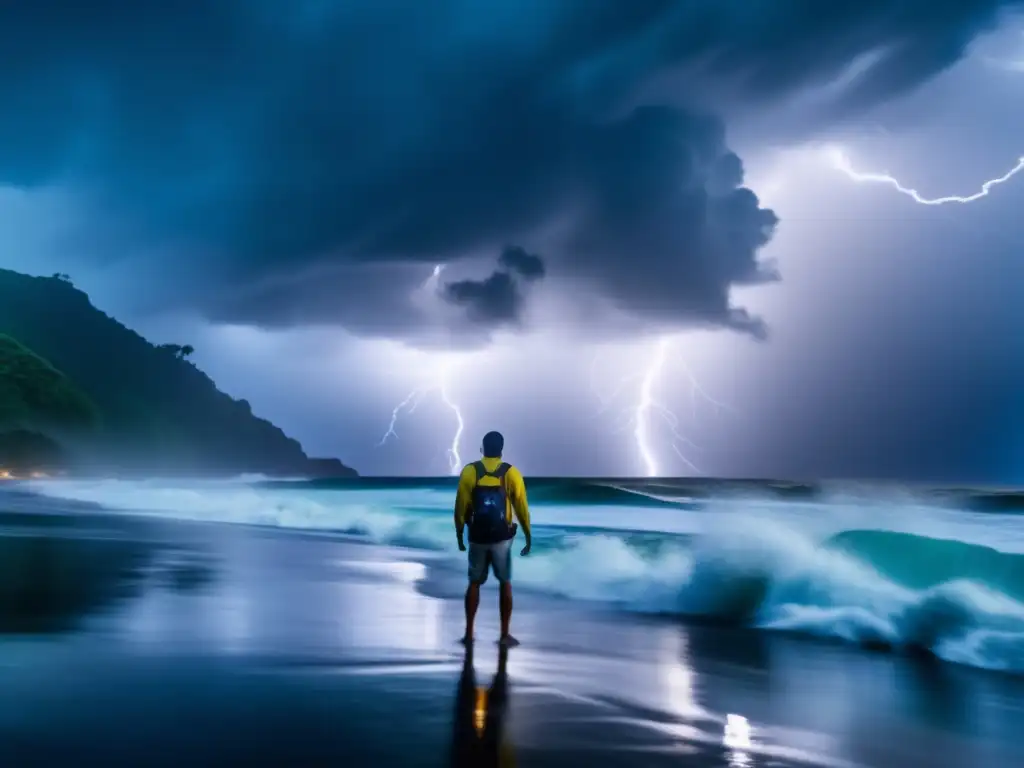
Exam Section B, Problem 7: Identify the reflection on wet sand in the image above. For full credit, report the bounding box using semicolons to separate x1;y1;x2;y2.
0;509;217;634
159;550;218;593
451;644;515;768
0;529;149;633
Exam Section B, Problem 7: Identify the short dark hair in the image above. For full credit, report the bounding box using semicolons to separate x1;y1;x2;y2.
482;431;504;458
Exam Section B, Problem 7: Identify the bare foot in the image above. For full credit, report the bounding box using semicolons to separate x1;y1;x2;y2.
498;635;520;647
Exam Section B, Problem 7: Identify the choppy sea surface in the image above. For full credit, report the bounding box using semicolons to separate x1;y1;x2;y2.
16;475;1024;678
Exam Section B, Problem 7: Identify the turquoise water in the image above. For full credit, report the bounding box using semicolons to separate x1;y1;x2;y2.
22;475;1024;675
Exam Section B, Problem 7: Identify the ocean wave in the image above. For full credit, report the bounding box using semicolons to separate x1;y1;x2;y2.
826;529;1024;602
18;477;1024;675
530;482;696;507
262;476;694;508
958;491;1024;514
515;525;1024;674
257;474;1024;517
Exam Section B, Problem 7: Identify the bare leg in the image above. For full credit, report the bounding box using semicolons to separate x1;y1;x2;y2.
498;583;518;645
463;582;480;642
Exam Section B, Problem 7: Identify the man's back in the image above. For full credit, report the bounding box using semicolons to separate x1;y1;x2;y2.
454;431;532;646
455;458;529;542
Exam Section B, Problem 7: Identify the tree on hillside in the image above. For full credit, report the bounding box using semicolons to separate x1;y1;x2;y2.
156;343;181;356
50;272;73;284
156;343;194;360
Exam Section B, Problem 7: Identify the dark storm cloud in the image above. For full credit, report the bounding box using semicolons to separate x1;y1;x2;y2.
441;246;547;327
443;271;523;327
1;0;1020;338
561;106;779;338
498;247;546;283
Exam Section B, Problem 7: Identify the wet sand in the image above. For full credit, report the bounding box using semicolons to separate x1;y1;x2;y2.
0;505;1022;767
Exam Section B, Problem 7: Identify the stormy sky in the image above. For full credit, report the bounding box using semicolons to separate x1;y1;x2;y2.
1;1;1023;481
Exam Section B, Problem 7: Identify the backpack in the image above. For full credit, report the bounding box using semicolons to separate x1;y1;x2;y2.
468;461;515;544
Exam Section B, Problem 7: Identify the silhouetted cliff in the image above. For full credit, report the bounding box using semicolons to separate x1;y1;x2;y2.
0;269;356;477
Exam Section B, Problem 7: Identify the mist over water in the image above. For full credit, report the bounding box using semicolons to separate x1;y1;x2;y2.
19;476;1024;676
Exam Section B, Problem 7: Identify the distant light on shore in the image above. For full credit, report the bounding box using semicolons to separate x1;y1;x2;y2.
0;468;49;480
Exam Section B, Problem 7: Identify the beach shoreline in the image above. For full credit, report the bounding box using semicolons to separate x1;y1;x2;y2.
0;503;1022;766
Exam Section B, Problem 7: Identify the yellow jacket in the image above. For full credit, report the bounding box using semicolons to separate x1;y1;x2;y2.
454;457;531;540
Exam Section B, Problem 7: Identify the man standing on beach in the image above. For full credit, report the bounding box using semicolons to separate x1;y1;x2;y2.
455;430;532;646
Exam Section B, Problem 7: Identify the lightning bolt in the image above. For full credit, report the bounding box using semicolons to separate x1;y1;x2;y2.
826;145;1024;205
635;337;681;476
439;368;465;473
376;264;465;475
377;390;427;446
592;336;733;477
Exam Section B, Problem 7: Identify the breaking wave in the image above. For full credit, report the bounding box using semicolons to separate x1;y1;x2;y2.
512;526;1024;675
15;476;1024;675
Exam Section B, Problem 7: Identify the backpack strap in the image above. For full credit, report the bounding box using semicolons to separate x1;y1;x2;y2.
476;461;510;480
495;463;509;499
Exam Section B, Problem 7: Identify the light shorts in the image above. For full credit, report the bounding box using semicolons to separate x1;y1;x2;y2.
467;538;513;585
